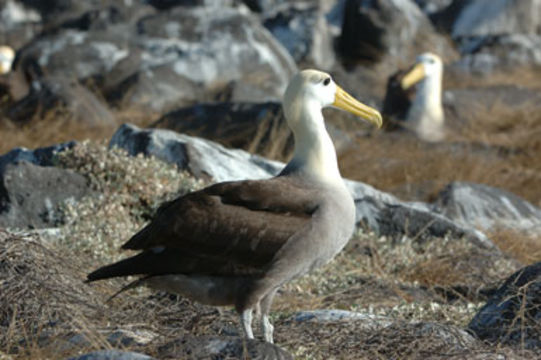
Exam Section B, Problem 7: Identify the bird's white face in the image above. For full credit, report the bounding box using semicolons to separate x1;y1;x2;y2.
303;72;337;108
401;52;443;90
284;69;382;128
417;53;443;79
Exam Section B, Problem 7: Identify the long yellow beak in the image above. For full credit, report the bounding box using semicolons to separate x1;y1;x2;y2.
333;86;382;128
400;63;425;90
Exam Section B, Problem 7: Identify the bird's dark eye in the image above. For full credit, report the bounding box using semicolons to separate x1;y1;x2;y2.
323;78;331;86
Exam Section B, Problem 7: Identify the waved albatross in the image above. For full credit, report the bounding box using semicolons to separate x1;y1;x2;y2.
86;69;382;343
383;52;444;142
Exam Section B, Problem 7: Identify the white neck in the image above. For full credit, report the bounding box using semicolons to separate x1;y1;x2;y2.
408;72;445;141
281;99;341;183
412;72;443;121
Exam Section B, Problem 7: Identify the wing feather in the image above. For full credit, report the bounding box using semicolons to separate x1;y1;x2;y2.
122;177;316;268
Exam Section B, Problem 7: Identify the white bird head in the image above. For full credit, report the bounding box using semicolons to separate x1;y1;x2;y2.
280;69;381;182
283;69;382;130
401;52;443;90
0;46;15;75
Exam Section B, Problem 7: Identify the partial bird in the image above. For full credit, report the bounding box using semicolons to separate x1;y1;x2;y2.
86;69;382;343
382;52;444;142
0;46;15;75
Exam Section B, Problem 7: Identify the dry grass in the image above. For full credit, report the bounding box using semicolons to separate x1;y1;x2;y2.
444;66;541;91
0;229;241;359
0;230;109;358
339;96;541;206
0;227;525;359
489;229;541;265
277;232;517;314
0;107;158;155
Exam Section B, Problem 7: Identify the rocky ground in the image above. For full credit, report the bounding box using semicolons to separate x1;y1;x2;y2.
0;128;540;359
1;0;541;359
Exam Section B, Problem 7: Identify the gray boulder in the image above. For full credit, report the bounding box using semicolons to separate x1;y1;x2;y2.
132;6;297;107
0;141;75;174
19;28;133;84
453;34;541;73
346;180;492;247
468;261;541;348
67;350;155;360
0;138;85;230
263;2;335;69
18;0;150;29
109;123;283;183
435;182;541;233
0;0;42;49
104;61;203;112
337;0;456;65
61;329;158;352
0;161;92;229
146;0;236;10
158;335;292;359
16;5;296;112
242;0;287;13
293;309;392;329
445;0;541;71
352;190;492;248
414;0;453;15
6;76;115;127
450;0;541;39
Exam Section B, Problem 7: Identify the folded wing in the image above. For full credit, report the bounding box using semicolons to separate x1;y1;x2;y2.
87;177;317;281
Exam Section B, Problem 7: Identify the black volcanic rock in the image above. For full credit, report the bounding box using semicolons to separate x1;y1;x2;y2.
469;261;541;348
0;141;93;229
153;102;293;159
0;161;92;229
6;76;115;126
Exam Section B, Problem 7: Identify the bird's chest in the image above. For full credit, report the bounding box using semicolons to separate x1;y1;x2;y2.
307;197;355;267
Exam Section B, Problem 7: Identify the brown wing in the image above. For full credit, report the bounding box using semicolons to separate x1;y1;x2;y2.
122;177;317;268
382;67;417;131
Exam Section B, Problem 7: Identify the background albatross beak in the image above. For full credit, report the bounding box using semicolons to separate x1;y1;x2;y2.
333;86;382;128
400;63;425;90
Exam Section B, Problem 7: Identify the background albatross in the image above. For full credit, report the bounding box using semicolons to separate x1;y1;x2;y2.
86;69;382;343
383;52;444;142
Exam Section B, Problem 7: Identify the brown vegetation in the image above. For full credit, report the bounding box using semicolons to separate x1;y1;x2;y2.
339;96;541;207
444;66;541;91
0;107;157;155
